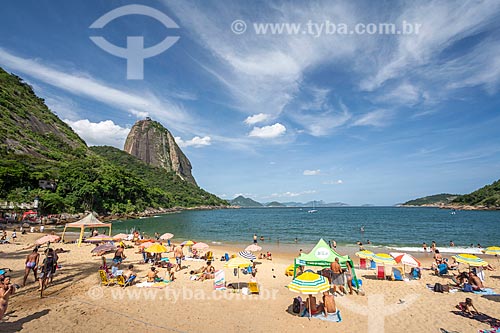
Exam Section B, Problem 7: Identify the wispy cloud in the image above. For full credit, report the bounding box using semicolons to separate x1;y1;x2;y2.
323;179;343;185
352;109;392;127
303;169;321;176
244;113;271;125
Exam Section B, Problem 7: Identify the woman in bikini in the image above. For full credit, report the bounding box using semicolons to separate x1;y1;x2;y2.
23;247;39;286
0;276;16;320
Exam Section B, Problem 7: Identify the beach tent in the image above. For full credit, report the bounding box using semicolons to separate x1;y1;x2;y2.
293;238;359;288
61;213;112;247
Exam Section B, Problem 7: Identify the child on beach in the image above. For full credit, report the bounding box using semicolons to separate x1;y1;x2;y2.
456;298;478;316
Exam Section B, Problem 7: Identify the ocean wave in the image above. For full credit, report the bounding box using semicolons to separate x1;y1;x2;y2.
388;246;484;254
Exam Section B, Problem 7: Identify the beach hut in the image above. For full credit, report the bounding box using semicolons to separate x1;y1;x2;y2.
293;239;360;288
61;213;112;247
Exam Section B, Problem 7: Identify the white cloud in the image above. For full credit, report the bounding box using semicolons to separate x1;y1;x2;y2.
323;179;343;185
0;48;194;133
174;136;212;148
303;169;321;176
64;119;130;148
248;123;286;138
352;110;392;127
269;190;317;198
244;113;271;125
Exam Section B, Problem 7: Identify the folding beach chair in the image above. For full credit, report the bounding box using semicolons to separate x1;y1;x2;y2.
116;275;126;286
206;251;213;261
437;263;448;276
370;260;376;270
213;270;226;290
248;281;260;294
377;265;385;280
392;267;404;281
98;270;117;286
359;258;367;269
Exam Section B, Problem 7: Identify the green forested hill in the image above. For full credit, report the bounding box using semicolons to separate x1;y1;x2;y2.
0;68;227;215
452;179;500;207
402;193;458;206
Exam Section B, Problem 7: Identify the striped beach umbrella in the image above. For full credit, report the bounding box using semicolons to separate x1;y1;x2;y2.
181;240;195;246
224;257;252;269
453;254;488;267
372;253;397;265
245;244;262;252
287;272;330;318
238;251;257;260
484;246;500;256
355;250;374;259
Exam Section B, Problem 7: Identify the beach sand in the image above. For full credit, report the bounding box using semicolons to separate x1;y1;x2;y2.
1;232;499;333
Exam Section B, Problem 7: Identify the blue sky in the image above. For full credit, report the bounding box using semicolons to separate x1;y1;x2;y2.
1;0;500;205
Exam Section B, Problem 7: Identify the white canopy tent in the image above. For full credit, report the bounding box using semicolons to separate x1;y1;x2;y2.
61;213;112;247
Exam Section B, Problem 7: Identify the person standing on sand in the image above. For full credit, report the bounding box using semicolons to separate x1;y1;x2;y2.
23;247;40;286
0;276;16;320
174;244;183;272
253;234;257;244
330;257;346;296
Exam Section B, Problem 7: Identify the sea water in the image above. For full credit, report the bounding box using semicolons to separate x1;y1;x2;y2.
110;207;499;252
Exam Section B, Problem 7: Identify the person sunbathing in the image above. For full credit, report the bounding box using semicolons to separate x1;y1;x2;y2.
468;272;484;290
198;261;216;281
305;295;324;316
147;267;159;282
322;290;337;317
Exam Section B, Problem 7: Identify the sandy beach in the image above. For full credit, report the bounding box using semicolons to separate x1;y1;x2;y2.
1;232;499;333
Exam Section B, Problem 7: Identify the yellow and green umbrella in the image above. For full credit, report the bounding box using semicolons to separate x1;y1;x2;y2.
484;246;500;256
287;272;330;318
145;243;168;253
181;240;195;246
453;254;488;267
372;253;397;265
355;250;374;259
224;257;252;268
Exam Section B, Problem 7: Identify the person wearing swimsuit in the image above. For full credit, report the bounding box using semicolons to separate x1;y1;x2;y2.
23;247;40;286
0;276;16;320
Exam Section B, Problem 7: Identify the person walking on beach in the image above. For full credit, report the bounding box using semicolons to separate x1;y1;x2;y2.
253;234;257;244
23;247;40;286
174;244;183;272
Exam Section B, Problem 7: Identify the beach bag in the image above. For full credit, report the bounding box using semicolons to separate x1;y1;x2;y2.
292;296;302;313
463;283;473;292
433;283;444;293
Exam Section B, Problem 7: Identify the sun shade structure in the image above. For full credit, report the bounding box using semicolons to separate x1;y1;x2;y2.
453;254;489;267
192;242;209;250
61;213;112;247
91;243;116;254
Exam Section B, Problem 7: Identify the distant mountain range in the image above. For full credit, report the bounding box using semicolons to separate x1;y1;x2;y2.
229;196;350;208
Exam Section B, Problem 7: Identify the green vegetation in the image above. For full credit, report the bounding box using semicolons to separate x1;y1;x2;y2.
265;201;286;207
402;193;458;206
452;179;500;208
0;68;227;215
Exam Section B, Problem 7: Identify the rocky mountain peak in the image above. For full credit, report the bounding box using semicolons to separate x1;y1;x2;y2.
123;118;197;185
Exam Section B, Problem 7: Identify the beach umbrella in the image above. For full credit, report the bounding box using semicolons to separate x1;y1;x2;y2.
453;254;488;267
181;240;195;246
145;243;168;253
287;271;330;318
355;250;374;259
91;243;116;254
192;242;209;250
35;234;60;245
245;244;262;252
372;253;397;265
139;241;154;248
224;257;252;291
483;246;500;256
112;233;129;241
86;234;113;242
159;233;174;240
391;253;421;274
238;251;257;260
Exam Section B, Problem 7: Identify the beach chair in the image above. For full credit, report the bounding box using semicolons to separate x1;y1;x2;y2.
98;269;117;286
116;275;126;286
359;258;367;269
224;253;230;262
392;267;404;281
370;260;376;270
377;265;385;280
213;270;226;290
248;281;260;294
123;275;137;288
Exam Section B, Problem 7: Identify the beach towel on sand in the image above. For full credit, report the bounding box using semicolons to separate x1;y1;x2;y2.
473;288;499;296
313;310;342;322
